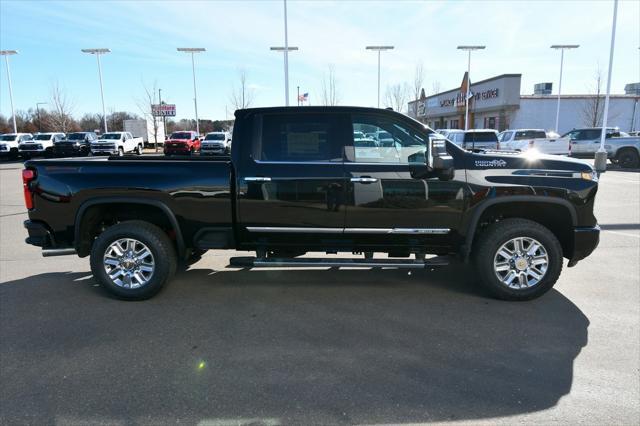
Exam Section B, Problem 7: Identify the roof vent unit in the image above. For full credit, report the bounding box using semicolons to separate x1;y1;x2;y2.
534;82;553;95
624;82;640;95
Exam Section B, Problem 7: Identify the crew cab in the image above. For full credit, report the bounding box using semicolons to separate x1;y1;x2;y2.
22;106;600;302
164;131;200;155
91;132;143;156
54;132;98;157
200;132;231;155
562;127;640;168
19;132;66;158
0;133;32;159
498;129;569;155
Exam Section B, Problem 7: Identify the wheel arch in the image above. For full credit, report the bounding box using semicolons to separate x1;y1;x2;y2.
462;196;577;262
74;197;185;258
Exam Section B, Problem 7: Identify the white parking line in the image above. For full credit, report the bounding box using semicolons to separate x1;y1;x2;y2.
604;230;640;239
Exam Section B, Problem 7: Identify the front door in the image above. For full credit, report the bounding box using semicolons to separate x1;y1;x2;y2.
343;112;467;253
236;111;350;250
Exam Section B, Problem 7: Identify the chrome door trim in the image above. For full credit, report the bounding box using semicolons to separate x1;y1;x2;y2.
244;177;272;182
246;227;344;233
245;227;450;235
350;177;379;183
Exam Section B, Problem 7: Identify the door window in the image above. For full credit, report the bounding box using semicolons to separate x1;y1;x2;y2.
255;113;346;162
350;114;427;164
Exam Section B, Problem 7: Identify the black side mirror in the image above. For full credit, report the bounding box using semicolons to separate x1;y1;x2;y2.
409;136;454;181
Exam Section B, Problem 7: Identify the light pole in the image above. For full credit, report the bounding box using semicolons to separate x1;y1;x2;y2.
595;0;618;172
36;102;47;132
270;46;299;106
81;48;110;133
457;45;485;130
177;48;205;135
550;44;579;133
366;46;394;108
0;50;18;133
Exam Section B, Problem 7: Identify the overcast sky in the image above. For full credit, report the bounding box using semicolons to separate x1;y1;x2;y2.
1;0;639;121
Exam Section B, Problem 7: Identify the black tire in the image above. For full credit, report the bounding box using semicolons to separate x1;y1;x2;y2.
135;144;142;155
90;220;177;300
616;148;640;169
118;147;124;157
473;218;563;301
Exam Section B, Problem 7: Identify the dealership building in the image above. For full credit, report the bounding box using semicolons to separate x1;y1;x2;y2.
407;73;640;134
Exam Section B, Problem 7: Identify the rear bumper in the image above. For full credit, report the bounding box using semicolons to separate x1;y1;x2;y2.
568;225;600;267
24;220;55;248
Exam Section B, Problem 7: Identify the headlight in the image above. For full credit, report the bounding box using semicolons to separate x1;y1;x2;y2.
580;170;599;182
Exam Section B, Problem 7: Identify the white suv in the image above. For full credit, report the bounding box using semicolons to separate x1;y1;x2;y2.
19;132;65;158
0;133;33;159
201;132;232;155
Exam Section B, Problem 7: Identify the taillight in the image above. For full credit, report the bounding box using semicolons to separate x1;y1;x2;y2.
22;169;36;210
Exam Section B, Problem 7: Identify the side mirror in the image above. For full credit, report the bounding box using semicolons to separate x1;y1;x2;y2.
428;137;454;181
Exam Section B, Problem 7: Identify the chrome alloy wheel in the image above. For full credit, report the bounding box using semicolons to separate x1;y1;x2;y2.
103;238;155;289
493;237;549;289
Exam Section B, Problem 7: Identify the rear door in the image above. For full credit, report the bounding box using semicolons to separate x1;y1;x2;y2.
236;111;350;249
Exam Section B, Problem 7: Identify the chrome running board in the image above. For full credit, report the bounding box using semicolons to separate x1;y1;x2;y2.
229;256;449;269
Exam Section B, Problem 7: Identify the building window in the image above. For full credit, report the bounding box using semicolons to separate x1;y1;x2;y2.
451;119;459;129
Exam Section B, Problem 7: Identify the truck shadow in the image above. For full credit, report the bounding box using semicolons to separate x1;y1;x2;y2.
0;267;589;425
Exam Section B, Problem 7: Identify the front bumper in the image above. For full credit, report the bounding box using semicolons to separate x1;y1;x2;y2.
164;146;192;154
54;144;88;156
568;225;600;267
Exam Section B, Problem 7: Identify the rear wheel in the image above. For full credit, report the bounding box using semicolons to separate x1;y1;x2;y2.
135;144;142;155
474;218;563;301
617;148;640;169
90;221;177;300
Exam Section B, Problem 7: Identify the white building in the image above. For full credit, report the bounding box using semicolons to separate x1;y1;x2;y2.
408;73;640;134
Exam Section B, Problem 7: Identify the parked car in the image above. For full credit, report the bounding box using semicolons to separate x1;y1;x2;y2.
498;129;569;155
53;132;98;157
23;106;600;302
91;132;143;156
200;132;232;155
562;127;640;168
440;129;465;146
164;131;200;155
0;133;32;159
461;129;499;150
19;132;65;158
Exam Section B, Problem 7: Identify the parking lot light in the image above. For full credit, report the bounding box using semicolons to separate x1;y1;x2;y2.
457;45;485;131
81;48;111;133
0;50;19;133
595;0;618;172
177;48;206;135
366;46;394;108
550;45;579;133
270;46;299;106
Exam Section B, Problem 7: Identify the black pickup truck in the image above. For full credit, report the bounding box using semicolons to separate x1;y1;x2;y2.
23;106;600;301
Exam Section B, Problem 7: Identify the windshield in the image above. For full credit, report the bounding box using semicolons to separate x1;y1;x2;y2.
68;133;86;140
34;134;53;140
0;135;18;141
205;134;225;140
171;132;192;140
101;133;122;140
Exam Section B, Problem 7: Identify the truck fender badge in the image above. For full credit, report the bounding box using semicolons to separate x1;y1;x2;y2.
475;159;507;168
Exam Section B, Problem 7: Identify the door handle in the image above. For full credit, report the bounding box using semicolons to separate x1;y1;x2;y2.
351;177;378;184
244;177;271;182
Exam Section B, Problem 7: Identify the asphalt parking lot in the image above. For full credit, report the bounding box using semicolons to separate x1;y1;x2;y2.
0;159;638;425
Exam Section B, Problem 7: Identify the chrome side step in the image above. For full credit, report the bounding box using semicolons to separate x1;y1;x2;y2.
42;248;77;257
229;256;449;269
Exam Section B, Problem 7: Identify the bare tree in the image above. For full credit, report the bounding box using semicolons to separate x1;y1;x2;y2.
384;83;409;113
47;81;75;132
136;80;162;150
320;65;340;106
581;66;604;127
229;69;255;111
431;80;441;95
412;62;425;101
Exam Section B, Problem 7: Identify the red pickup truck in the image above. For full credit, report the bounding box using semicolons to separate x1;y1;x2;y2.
164;131;201;155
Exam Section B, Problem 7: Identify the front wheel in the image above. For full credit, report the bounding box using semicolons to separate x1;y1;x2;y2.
117;147;124;157
90;221;177;300
474;218;563;301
